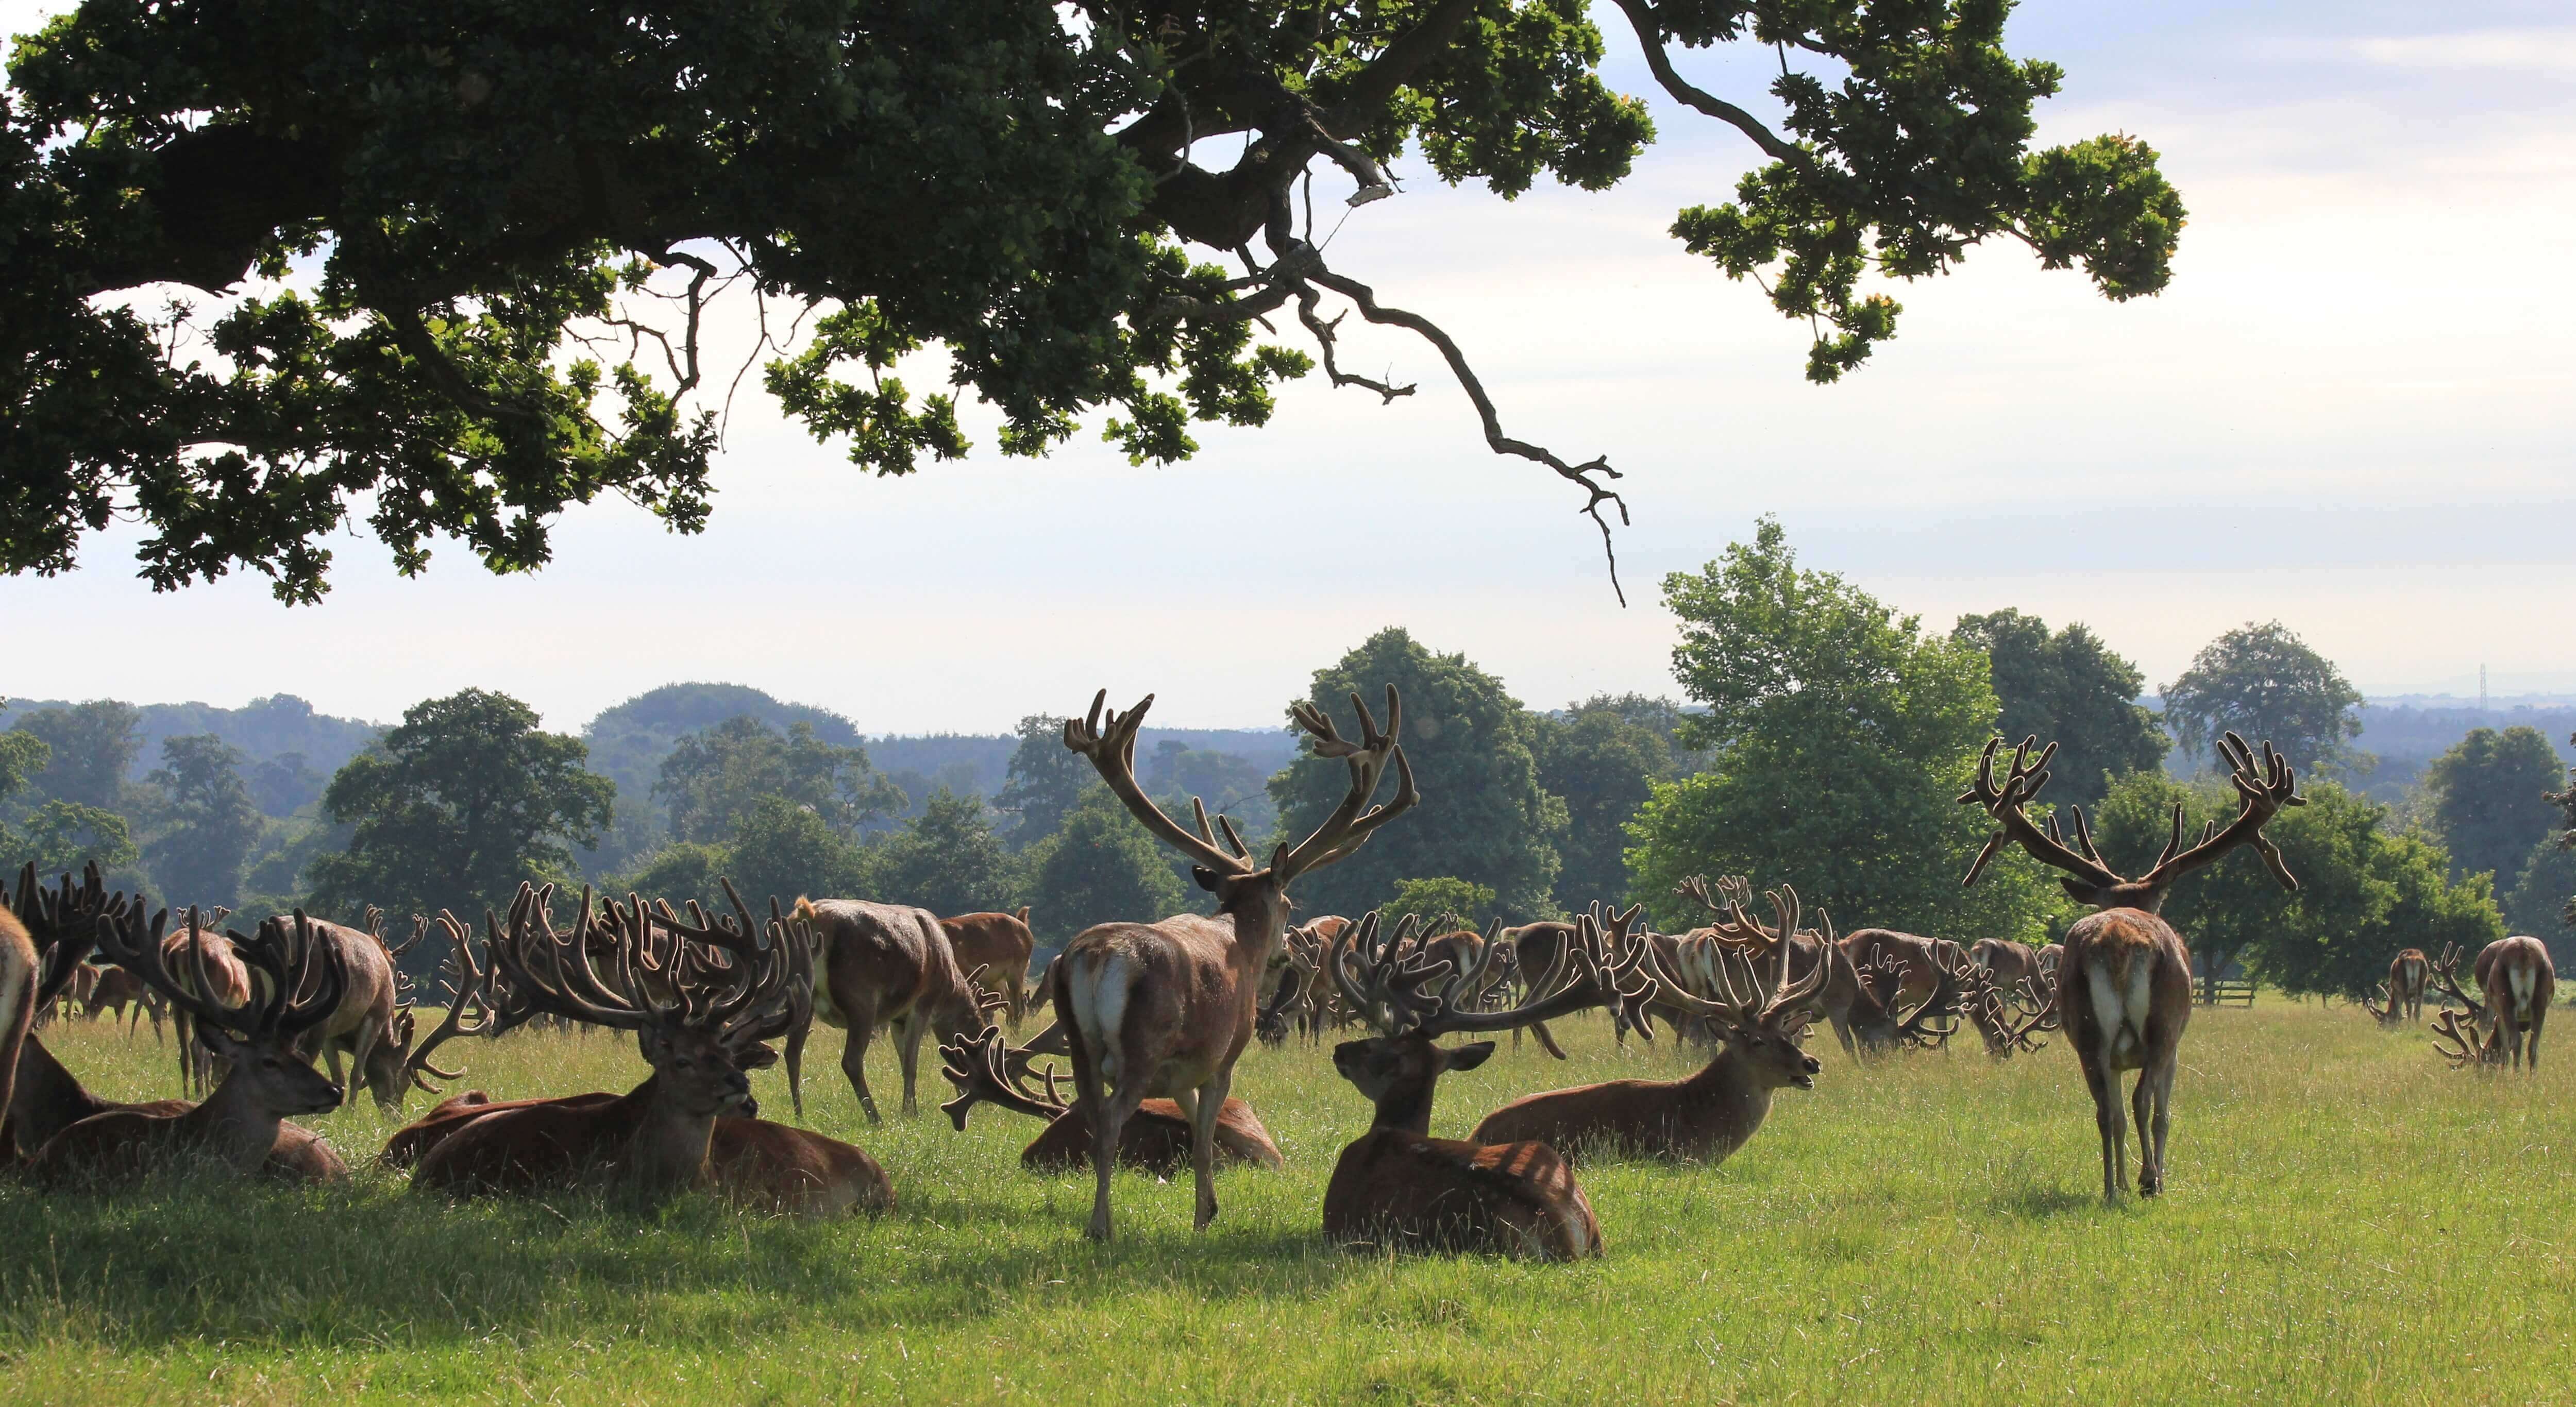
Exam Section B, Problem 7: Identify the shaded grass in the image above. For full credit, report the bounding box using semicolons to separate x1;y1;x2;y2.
4;999;2571;1403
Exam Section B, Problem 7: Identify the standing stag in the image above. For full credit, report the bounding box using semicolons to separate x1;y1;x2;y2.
1960;732;2303;1201
27;906;350;1184
1473;893;1828;1163
1052;686;1416;1242
411;884;889;1215
2388;948;2429;1022
793;895;990;1122
2425;938;2552;1071
944;908;1038;1028
1321;909;1653;1259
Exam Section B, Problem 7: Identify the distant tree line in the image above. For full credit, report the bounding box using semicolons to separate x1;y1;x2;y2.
8;532;2568;988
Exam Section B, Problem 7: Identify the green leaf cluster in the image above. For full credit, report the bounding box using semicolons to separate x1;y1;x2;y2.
1952;608;2167;810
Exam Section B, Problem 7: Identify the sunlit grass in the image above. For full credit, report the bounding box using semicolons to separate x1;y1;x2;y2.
4;996;2570;1404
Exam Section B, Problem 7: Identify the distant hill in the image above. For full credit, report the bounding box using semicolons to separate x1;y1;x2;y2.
2146;694;2576;801
0;693;379;817
582;682;866;808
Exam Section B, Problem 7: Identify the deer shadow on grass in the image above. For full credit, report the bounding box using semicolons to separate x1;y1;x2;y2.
0;1168;1378;1351
1990;1184;2100;1219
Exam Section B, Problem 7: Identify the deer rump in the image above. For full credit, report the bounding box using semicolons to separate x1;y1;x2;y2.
399;1085;894;1216
1324;1128;1600;1260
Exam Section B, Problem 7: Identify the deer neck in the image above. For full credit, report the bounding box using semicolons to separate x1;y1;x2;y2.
1682;1047;1776;1132
9;1035;112;1152
617;1073;718;1194
1368;1059;1441;1137
179;1074;291;1173
1218;885;1293;992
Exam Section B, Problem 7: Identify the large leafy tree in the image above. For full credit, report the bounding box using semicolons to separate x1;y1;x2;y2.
1270;627;1564;920
5;2;2180;604
1022;786;1190;951
721;799;874;911
654;714;904;843
2160;621;2364;778
0;711;138;882
2419;725;2565;886
6;700;143;810
307;689;614;919
995;715;1091;851
1951;608;2165;809
1533;701;1676;907
871;790;1016;918
144;733;263;907
1629;517;2052;938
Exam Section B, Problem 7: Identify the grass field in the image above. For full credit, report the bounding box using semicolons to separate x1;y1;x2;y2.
4;997;2570;1405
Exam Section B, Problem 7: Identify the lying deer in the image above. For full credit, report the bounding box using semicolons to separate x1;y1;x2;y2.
411;884;893;1217
26;905;350;1185
937;1024;1283;1174
1473;891;1828;1163
1960;732;2303;1201
1320;909;1654;1259
1051;686;1415;1242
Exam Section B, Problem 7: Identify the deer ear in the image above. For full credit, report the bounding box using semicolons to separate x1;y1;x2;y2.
1191;866;1223;894
195;1024;243;1059
733;1042;780;1071
1446;1041;1495;1071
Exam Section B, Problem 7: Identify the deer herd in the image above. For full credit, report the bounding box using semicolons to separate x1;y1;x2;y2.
0;689;2562;1265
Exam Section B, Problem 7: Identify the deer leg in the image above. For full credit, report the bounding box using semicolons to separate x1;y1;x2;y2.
841;1012;883;1124
896;1015;925;1116
1186;1070;1230;1232
2131;1066;2159;1196
2142;1057;2177;1197
2079;1057;2122;1202
1829;1011;1858;1058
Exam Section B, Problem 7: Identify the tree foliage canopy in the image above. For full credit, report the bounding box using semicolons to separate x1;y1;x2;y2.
144;733;263;908
1022;785;1190;949
1533;701;1675;907
1952;607;2165;808
1630;517;2050;937
2160;621;2363;778
7;700;142;810
996;715;1090;852
654;714;903;844
871;789;1016;919
1269;627;1564;920
2420;725;2566;887
1383;875;1496;930
307;688;613;919
6;0;2179;602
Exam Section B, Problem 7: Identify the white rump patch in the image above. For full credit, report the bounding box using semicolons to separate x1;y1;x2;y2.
1069;953;1130;1087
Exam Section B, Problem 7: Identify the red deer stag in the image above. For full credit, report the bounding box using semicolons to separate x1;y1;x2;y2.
945;908;1038;1028
27;906;350;1184
793;895;991;1122
937;1024;1284;1174
2388;948;2429;1023
1674;877;1952;1055
412;884;893;1216
1960;732;2303;1200
1321;909;1653;1259
2426;939;2553;1071
1053;686;1415;1242
1473;893;1828;1163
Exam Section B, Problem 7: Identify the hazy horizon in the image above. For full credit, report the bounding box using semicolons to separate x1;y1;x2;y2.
5;0;2568;733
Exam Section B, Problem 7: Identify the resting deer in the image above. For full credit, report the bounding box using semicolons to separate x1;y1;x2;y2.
1053;686;1415;1242
938;1024;1283;1174
412;884;893;1216
2388;948;2428;1022
944;908;1038;1028
1322;909;1653;1259
27;906;350;1184
1474;891;1828;1163
1960;732;2303;1200
2427;939;2553;1071
790;896;987;1123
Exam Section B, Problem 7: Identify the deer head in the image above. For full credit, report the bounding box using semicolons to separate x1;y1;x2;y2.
1632;886;1829;1088
98;905;348;1117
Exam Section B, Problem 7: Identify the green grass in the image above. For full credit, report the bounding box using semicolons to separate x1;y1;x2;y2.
4;1000;2570;1404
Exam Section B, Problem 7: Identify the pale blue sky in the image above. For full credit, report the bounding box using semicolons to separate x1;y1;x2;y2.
4;1;2568;730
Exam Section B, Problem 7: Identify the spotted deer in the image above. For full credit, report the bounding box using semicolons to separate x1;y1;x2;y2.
1960;732;2303;1200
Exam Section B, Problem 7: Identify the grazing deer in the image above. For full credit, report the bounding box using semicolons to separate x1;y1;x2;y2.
1960;732;2303;1201
27;906;351;1184
1473;892;1828;1163
80;964;163;1040
793;896;990;1123
944;908;1037;1028
2358;979;2407;1030
1321;909;1652;1259
937;1025;1284;1174
1053;686;1416;1242
2426;938;2553;1071
412;884;893;1217
2389;948;2429;1022
258;911;408;1108
1674;876;1944;1056
160;920;253;1096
